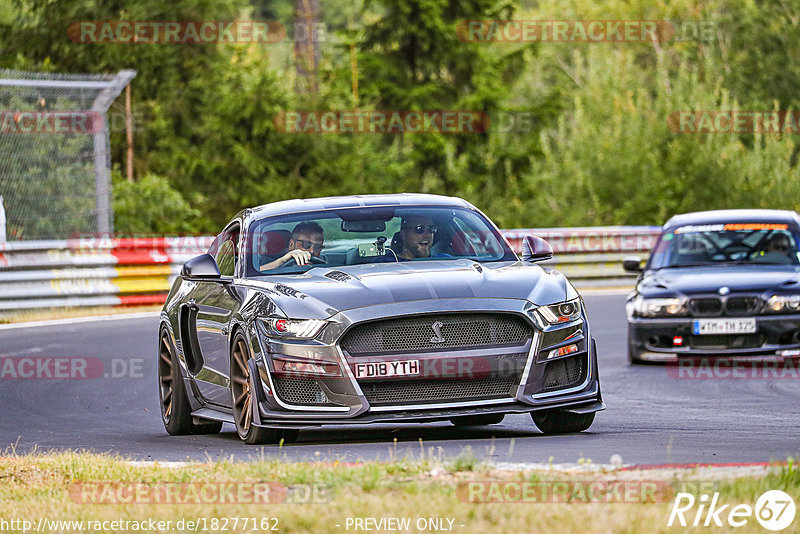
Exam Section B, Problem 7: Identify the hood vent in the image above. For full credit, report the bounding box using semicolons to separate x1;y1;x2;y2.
325;270;353;282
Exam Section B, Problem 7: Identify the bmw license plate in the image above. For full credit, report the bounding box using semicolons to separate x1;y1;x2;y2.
355;360;420;378
692;318;756;335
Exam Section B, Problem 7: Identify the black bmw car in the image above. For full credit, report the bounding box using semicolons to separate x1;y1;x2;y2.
624;209;800;363
158;194;603;444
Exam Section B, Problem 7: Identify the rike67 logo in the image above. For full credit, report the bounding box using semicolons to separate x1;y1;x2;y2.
668;490;795;531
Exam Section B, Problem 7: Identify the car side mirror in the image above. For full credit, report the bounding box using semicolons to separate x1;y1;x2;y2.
521;235;554;262
182;254;221;279
623;256;643;273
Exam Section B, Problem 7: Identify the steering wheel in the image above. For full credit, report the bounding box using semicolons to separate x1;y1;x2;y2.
285;255;326;266
717;242;753;261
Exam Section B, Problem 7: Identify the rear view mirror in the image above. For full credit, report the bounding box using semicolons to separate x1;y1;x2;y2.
181;254;221;279
521;235;554;262
622;256;643;273
342;220;386;232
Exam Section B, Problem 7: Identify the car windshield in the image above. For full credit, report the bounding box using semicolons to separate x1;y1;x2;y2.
245;205;517;276
648;223;800;269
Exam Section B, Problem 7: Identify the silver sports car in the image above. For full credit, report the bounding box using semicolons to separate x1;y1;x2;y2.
158;194;603;444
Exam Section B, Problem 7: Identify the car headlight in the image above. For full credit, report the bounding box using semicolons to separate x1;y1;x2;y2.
766;295;800;313
536;298;582;325
632;296;687;317
259;318;327;339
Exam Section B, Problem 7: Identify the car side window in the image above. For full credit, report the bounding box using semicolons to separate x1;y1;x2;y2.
215;225;240;277
207;234;221;256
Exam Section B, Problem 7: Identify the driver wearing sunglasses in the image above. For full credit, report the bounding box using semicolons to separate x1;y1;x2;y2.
260;222;325;270
398;215;439;259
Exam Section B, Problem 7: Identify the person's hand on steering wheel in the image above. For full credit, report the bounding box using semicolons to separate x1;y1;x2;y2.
281;249;313;266
281;250;326;266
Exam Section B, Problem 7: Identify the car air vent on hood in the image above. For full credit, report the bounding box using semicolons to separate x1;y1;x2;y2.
325;270;353;282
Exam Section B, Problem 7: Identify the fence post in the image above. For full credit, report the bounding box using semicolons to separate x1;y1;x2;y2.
0;195;5;243
92;70;137;235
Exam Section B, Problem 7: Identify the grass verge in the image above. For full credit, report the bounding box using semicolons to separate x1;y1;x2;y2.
0;451;797;533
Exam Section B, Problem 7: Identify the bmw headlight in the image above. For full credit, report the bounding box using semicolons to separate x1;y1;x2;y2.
631;296;687;317
535;298;582;325
259;317;327;339
766;295;800;313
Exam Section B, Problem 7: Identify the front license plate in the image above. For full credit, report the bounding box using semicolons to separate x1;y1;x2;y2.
692;318;756;335
355;360;420;378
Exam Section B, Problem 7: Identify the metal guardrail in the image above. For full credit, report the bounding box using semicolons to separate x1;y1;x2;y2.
0;227;660;312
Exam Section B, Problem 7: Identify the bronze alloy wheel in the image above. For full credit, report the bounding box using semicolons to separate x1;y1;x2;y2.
230;333;299;445
231;337;254;436
158;329;222;435
158;332;175;424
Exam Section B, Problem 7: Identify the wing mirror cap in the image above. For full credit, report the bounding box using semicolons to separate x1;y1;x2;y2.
623;256;644;273
521;235;554;262
182;254;221;279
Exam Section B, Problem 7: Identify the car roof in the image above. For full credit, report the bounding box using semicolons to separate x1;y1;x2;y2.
664;209;800;230
245;193;476;219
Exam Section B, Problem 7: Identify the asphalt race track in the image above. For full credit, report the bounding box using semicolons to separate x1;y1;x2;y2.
1;293;798;465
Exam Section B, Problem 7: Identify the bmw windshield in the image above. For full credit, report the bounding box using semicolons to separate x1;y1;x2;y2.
245;206;517;276
648;223;800;269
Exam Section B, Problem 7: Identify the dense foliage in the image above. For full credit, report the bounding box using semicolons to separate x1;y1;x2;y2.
2;0;800;232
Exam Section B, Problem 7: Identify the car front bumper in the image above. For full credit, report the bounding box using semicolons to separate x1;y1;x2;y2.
628;314;800;362
248;302;604;425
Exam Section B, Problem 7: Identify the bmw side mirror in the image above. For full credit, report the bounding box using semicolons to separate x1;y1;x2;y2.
182;254;221;279
521;235;554;262
623;256;643;273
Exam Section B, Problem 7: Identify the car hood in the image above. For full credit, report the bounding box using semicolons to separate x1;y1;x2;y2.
637;265;800;297
241;259;573;319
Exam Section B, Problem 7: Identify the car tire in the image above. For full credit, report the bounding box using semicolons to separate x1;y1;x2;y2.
450;414;505;427
531;410;595;434
230;333;299;445
158;329;222;435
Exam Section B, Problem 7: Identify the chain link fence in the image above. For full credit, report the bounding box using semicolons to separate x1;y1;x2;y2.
0;69;135;241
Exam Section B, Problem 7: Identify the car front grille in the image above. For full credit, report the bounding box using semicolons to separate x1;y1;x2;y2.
359;374;519;406
272;376;334;406
690;298;723;316
726;297;761;315
341;313;532;355
542;355;586;391
688;296;762;317
689;334;764;350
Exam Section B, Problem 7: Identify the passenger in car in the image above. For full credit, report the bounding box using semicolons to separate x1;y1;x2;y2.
395;215;438;259
260;222;325;270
